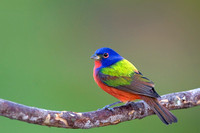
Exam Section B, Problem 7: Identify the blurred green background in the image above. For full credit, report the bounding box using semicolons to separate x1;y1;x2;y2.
0;0;200;133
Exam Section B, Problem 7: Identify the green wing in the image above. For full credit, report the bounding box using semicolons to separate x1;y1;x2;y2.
99;59;159;98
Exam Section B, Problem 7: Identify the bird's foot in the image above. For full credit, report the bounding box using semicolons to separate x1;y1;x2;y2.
98;101;122;111
125;101;135;106
101;106;115;111
98;106;114;111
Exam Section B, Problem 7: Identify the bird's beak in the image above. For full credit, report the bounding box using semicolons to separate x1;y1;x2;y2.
90;54;100;60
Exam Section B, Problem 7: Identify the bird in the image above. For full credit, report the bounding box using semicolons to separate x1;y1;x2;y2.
91;47;177;125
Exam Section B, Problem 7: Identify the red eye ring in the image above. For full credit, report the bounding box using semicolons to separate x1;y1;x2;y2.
103;53;109;58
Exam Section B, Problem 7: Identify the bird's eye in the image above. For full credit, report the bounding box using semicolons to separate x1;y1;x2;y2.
103;53;109;58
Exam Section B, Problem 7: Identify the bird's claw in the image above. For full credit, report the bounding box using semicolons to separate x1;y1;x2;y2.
97;101;121;111
98;105;115;111
125;101;134;106
103;105;110;109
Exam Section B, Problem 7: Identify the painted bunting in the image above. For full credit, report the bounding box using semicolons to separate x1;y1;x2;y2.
91;47;177;125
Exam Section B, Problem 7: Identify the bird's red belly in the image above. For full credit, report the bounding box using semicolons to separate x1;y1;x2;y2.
100;84;140;102
93;69;140;102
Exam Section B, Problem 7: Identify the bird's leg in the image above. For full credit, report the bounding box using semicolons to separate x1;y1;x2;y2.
125;101;134;105
99;101;122;111
104;101;122;108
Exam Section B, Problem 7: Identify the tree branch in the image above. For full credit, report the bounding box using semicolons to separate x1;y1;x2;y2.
0;88;200;129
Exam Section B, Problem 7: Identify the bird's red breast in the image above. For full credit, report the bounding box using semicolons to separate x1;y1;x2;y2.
93;60;140;102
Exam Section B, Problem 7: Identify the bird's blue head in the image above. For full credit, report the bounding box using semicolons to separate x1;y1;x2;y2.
91;47;123;67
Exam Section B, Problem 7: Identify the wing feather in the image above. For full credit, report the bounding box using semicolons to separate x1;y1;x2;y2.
98;71;160;98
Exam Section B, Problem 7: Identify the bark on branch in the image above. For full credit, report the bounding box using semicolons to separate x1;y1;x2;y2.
0;88;200;129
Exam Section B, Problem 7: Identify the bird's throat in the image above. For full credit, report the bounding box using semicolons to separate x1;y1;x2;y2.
94;60;102;69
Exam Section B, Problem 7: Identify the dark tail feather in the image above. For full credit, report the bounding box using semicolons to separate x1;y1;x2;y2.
141;96;177;125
